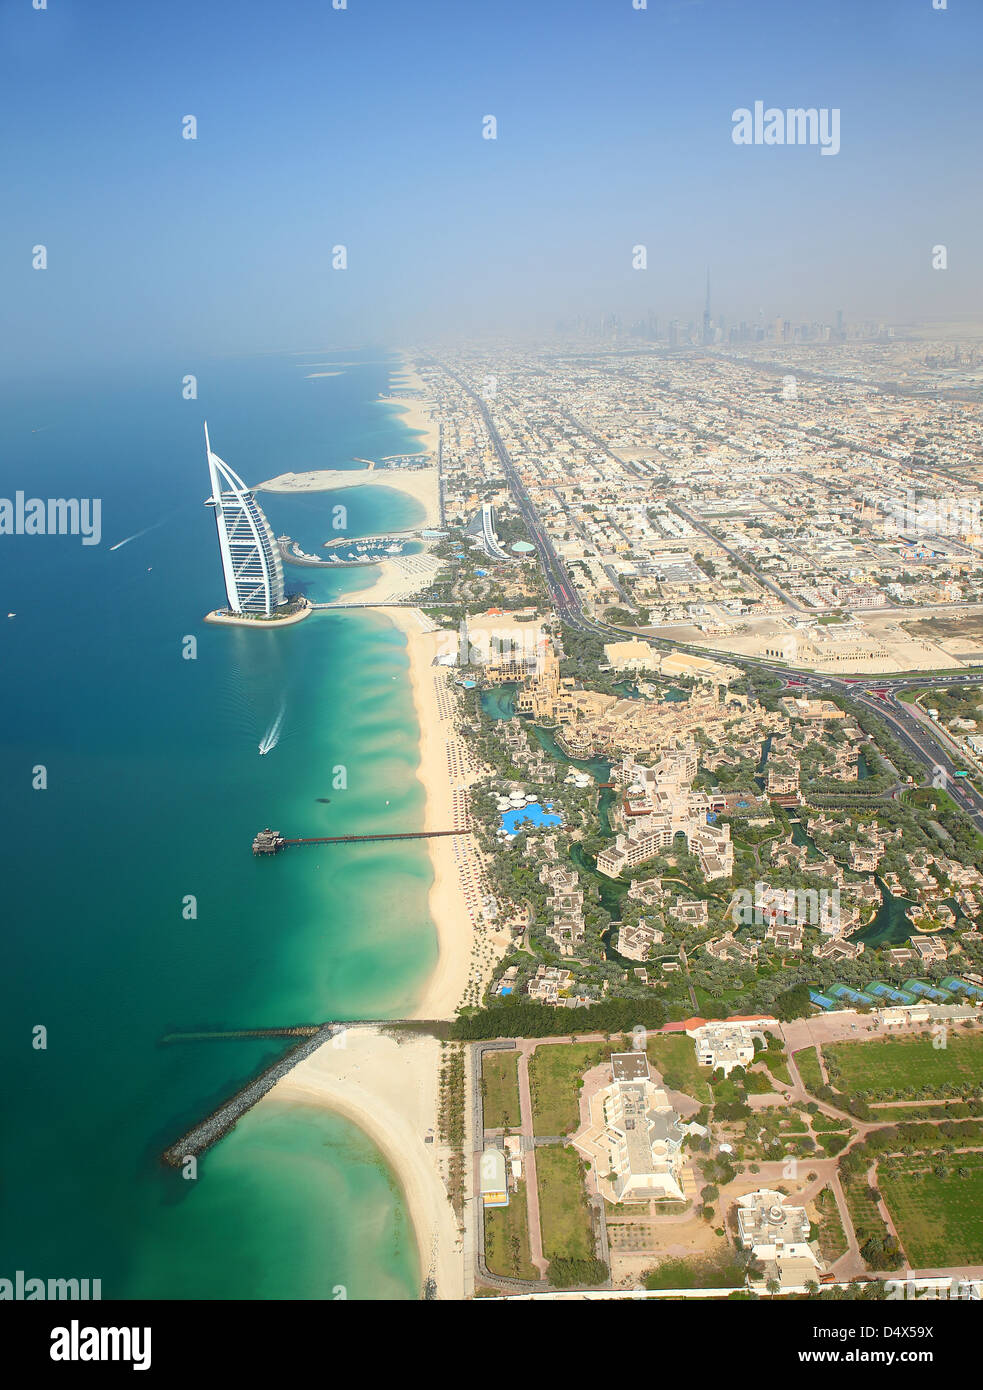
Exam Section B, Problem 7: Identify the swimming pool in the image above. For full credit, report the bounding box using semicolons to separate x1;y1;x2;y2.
500;802;563;836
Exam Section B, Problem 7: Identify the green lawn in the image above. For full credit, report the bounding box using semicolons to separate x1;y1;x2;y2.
646;1033;713;1102
528;1043;605;1136
765;1051;793;1086
743;1068;776;1095
817;1132;850;1157
823;1032;983;1100
880;1156;983;1268
482;1050;522;1130
793;1046;825;1095
536;1146;595;1262
483;1178;539;1281
643;1250;747;1290
812;1110;850;1133
814;1186;849;1263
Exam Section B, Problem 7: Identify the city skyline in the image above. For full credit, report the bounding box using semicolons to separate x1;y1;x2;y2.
3;0;982;371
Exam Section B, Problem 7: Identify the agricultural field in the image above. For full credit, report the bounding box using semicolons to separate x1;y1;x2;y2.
528;1042;605;1136
481;1049;521;1130
841;1172;898;1269
870;1100;980;1122
483;1179;538;1281
535;1145;596;1263
880;1156;983;1269
824;1031;983;1100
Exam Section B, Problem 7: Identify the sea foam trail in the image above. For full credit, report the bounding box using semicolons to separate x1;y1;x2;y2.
258;700;286;755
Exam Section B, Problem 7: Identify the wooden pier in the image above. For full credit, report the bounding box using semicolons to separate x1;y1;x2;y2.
252;827;469;855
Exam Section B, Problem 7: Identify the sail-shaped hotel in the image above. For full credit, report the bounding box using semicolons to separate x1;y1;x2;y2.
204;423;285;616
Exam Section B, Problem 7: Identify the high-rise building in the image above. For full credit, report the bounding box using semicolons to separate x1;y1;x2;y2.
204;423;285;616
702;269;712;346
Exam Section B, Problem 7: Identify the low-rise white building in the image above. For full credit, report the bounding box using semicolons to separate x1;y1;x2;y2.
736;1189;823;1288
688;1020;758;1076
572;1055;687;1204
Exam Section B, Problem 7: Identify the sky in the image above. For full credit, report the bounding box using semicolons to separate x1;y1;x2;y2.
1;0;981;367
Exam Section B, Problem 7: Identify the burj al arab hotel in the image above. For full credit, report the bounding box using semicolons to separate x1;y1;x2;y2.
204;423;285;616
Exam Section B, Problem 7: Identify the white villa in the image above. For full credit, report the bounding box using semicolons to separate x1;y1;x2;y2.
736;1189;824;1288
572;1054;687;1203
688;1020;762;1076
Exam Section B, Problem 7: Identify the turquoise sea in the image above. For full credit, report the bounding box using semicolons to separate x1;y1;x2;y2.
1;350;436;1299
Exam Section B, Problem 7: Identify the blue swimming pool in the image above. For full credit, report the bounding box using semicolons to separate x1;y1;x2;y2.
500;802;564;836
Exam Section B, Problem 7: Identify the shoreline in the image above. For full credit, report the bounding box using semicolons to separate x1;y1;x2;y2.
385;607;511;1019
257;467;440;529
256;1026;465;1300
255;374;474;1296
383;607;480;1020
376;396;440;457
332;552;443;605
202;601;313;628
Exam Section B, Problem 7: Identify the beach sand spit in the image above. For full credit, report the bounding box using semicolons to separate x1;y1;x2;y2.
259;1026;465;1300
257;467;439;528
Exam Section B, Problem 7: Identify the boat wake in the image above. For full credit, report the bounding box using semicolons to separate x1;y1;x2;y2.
258;700;286;755
109;524;157;551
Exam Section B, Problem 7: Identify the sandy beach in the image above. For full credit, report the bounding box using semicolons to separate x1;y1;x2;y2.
325;551;444;605
257;1025;466;1300
377;396;440;457
383;608;509;1020
257;466;440;529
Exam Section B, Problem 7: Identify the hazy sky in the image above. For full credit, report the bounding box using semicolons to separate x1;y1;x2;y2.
2;0;981;367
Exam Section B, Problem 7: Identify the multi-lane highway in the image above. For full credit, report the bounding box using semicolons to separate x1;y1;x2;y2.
445;364;983;832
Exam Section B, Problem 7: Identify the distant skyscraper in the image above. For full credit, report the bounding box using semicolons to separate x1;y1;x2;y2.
702;269;712;346
204;423;285;616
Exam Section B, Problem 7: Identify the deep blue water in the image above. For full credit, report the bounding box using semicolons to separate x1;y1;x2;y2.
0;349;434;1299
